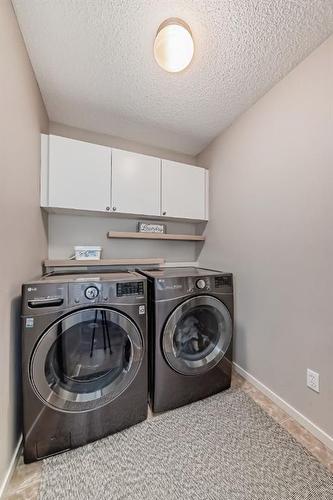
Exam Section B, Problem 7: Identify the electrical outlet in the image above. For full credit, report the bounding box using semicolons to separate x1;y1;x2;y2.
307;369;320;393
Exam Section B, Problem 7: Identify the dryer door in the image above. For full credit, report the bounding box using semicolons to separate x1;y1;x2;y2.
162;296;232;375
30;307;143;412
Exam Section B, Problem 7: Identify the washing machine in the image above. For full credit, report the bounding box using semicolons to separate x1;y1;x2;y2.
139;267;233;413
21;272;147;462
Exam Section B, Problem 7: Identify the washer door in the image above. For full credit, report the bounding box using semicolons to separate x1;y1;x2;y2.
30;308;143;412
162;296;232;375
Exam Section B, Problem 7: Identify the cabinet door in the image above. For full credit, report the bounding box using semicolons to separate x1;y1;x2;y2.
48;135;111;212
111;149;161;216
162;160;208;220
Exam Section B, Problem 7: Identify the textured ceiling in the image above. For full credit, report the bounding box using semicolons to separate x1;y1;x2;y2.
12;0;333;155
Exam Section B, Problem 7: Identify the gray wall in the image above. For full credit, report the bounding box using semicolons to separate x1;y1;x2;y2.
197;35;333;437
48;213;202;263
0;1;48;491
47;124;201;264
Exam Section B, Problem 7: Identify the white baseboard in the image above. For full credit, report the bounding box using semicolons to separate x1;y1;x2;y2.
0;436;22;499
233;362;333;451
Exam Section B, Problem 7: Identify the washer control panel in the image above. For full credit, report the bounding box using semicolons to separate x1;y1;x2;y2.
196;279;206;290
68;280;145;306
69;282;103;305
117;281;144;297
22;275;147;314
84;286;99;300
215;275;233;288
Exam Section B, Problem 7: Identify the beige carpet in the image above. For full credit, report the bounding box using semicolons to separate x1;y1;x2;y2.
39;389;333;499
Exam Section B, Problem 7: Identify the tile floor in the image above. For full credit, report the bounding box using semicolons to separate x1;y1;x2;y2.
4;371;333;499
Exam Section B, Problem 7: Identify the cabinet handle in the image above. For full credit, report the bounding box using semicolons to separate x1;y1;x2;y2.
112;207;117;211
106;206;110;211
162;211;166;215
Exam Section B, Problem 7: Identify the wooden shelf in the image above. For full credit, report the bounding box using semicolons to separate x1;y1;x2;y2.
44;258;165;268
107;231;205;241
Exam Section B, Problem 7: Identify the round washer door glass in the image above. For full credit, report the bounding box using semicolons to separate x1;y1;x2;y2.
163;296;232;375
30;308;143;412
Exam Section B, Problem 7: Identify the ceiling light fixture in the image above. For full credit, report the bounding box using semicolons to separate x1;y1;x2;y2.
154;18;194;73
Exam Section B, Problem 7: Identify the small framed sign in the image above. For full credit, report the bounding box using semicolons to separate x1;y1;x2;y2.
137;222;166;234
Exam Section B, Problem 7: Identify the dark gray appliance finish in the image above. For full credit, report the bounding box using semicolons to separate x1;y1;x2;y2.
139;267;233;413
21;272;148;463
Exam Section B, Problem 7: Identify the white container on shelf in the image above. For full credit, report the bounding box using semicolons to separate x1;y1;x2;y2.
74;246;102;260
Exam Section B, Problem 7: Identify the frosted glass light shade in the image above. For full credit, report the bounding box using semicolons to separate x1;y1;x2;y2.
154;19;194;73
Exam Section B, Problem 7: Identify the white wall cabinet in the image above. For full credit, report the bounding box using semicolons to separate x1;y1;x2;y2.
48;135;111;212
161;160;208;220
41;135;208;220
111;149;161;216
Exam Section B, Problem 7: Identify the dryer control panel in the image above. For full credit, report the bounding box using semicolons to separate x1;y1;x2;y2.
154;272;233;301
